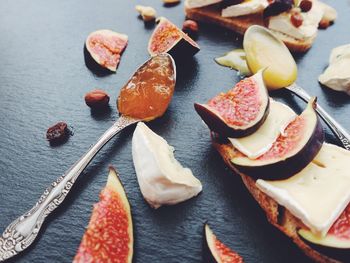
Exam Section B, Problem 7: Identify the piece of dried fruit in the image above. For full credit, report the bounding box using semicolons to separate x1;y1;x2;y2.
194;70;270;138
85;89;110;109
73;167;133;263
204;224;244;263
299;0;312;12
182;20;199;38
264;0;293;17
148;17;200;59
291;11;303;27
46;122;69;142
135;5;157;22
85;30;128;72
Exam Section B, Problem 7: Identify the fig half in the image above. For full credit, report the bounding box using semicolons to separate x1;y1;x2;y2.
194;70;270;138
298;203;350;262
85;29;128;72
231;98;324;180
148;17;200;59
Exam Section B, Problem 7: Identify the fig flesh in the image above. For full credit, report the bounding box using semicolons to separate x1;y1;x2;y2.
298;203;350;262
204;224;244;263
148;17;200;59
231;98;324;179
73;167;133;263
194;70;269;138
85;29;128;72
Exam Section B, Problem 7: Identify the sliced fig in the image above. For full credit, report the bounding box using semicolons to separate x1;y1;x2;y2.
85;29;128;72
204;224;244;263
73;167;133;263
148;17;200;59
194;70;269;138
298;204;350;262
263;0;293;18
231;98;324;179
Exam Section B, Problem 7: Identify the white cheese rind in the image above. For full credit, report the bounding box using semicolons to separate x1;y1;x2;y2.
268;1;324;40
185;0;222;9
222;0;268;17
256;143;350;236
132;122;202;209
319;44;350;95
229;100;296;159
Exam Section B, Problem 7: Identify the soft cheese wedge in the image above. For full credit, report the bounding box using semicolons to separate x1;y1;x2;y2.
256;143;350;236
229;100;296;159
222;0;268;18
132;122;202;209
185;0;222;9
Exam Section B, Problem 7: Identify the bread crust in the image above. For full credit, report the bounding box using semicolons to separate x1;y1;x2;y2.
184;2;315;52
212;137;340;263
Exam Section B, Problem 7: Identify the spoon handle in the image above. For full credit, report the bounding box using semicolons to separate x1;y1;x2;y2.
0;115;138;262
286;84;350;150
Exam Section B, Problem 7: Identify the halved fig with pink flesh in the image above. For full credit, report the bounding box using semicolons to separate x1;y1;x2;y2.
148;17;200;59
204;224;244;263
231;98;324;180
85;29;128;72
194;70;269;138
298;204;350;262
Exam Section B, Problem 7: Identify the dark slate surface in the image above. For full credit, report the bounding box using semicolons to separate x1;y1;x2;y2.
0;0;349;262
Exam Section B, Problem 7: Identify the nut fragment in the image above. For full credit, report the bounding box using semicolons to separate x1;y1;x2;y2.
135;5;157;22
46;122;69;142
299;0;312;12
182;20;199;37
290;11;303;27
163;0;181;4
85;89;110;108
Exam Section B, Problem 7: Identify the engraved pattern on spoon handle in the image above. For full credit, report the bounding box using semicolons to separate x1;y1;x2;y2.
0;116;138;262
287;84;350;150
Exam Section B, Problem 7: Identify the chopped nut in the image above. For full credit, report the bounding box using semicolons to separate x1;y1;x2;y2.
182;20;199;37
135;5;157;22
163;0;181;4
299;0;312;12
290;11;303;27
85;89;110;108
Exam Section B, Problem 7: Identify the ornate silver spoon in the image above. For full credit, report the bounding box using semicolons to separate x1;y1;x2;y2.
0;53;176;261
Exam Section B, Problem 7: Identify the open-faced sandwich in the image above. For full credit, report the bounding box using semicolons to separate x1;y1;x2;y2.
185;0;337;52
195;71;350;263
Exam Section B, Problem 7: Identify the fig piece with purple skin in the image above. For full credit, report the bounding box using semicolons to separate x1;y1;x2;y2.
264;0;293;17
194;70;270;138
148;17;200;59
231;98;324;180
85;29;128;72
298;204;350;262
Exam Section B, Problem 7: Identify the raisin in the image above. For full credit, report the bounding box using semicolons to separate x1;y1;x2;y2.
46;122;69;142
299;0;312;12
291;12;303;27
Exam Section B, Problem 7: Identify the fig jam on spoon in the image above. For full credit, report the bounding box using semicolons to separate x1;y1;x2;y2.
0;54;176;261
243;25;350;150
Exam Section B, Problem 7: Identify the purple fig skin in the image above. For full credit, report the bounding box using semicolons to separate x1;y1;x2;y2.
194;99;270;138
298;231;350;262
148;18;200;59
233;114;325;180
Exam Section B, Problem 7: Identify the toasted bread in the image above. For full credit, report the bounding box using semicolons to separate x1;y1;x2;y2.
212;136;340;263
184;1;328;53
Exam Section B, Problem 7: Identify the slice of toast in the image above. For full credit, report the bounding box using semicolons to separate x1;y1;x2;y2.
211;135;340;263
184;1;317;52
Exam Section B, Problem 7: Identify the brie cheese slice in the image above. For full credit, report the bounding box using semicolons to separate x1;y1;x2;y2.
229;100;296;159
256;143;350;236
132;122;202;209
319;44;350;95
222;0;268;17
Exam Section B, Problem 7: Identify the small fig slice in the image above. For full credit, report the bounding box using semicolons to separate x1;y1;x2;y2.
85;29;128;72
73;167;133;263
298;204;350;262
194;70;269;138
148;17;200;59
204;224;244;263
231;98;324;180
